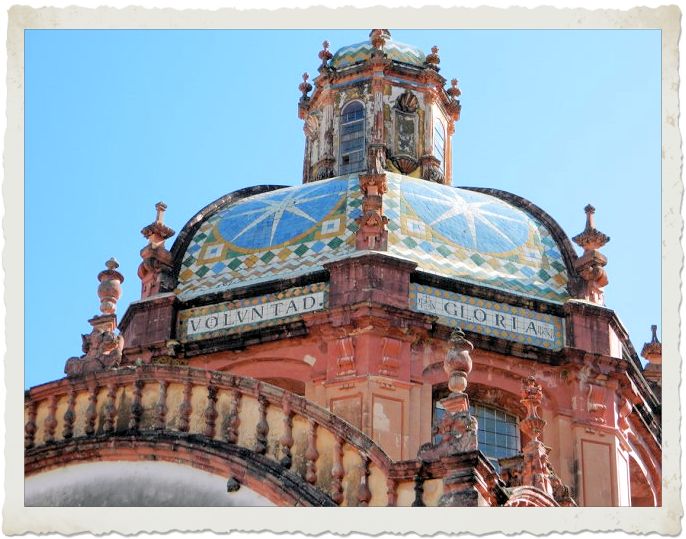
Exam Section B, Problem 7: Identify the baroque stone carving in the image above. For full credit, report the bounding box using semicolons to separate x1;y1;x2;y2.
572;204;610;304
138;202;175;298
65;259;125;378
418;329;478;463
395;89;418;113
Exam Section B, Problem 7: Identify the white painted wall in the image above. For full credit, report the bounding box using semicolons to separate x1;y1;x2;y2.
25;461;275;507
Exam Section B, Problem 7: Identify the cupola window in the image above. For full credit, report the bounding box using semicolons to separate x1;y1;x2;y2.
433;117;446;171
433;399;521;469
339;101;366;174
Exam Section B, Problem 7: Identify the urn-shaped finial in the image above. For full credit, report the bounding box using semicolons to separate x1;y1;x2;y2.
425;45;440;68
299;72;313;100
444;328;474;394
318;40;333;70
97;257;124;315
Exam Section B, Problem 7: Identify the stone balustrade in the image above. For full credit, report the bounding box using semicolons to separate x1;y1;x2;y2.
25;365;450;506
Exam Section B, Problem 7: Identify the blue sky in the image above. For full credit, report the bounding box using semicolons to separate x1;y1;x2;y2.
25;29;661;388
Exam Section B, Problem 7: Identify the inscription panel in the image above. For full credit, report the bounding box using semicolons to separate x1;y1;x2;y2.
409;283;564;350
178;283;328;342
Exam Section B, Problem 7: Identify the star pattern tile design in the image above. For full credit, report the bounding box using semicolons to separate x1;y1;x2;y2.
176;172;569;303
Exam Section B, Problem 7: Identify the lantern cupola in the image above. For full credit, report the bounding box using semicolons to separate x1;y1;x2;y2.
298;29;461;185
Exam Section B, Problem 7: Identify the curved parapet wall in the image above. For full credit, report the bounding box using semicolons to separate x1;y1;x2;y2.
24;365;434;506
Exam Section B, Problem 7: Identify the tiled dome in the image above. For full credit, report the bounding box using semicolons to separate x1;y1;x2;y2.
330;39;426;69
176;173;570;302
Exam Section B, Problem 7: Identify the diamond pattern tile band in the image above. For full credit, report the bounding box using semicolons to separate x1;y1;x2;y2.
176;173;569;303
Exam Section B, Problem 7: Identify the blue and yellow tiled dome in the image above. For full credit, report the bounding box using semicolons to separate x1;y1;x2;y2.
331;39;426;69
176;173;570;303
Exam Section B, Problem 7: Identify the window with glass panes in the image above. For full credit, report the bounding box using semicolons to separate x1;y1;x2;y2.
433;400;520;468
433;117;445;169
339;101;365;174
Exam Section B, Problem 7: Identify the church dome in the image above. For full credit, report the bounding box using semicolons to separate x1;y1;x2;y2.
330;39;426;69
175;172;570;303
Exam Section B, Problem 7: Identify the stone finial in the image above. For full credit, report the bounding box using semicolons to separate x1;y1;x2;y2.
417;329;478;467
447;78;462;99
641;324;662;364
139;202;175;299
369;29;391;50
572;204;610;305
64;258;125;377
425;45;440;68
444;328;473;402
299;72;313;100
572;204;610;253
519;376;554;497
141;201;175;247
446;79;462;122
318;40;333;70
641;324;662;387
97;258;124;315
520;376;545;442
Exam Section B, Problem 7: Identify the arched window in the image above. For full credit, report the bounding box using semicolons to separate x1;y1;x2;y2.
433;116;446;170
339;101;365;174
434;400;520;469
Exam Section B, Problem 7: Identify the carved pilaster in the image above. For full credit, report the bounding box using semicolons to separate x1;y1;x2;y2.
355;172;389;251
519;376;553;497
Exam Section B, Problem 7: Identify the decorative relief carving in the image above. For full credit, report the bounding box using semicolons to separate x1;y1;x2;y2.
138;202;175;298
395;89;418;113
419;329;478;465
335;336;356;377
586;383;607;424
380;337;401;377
65;259;125;378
